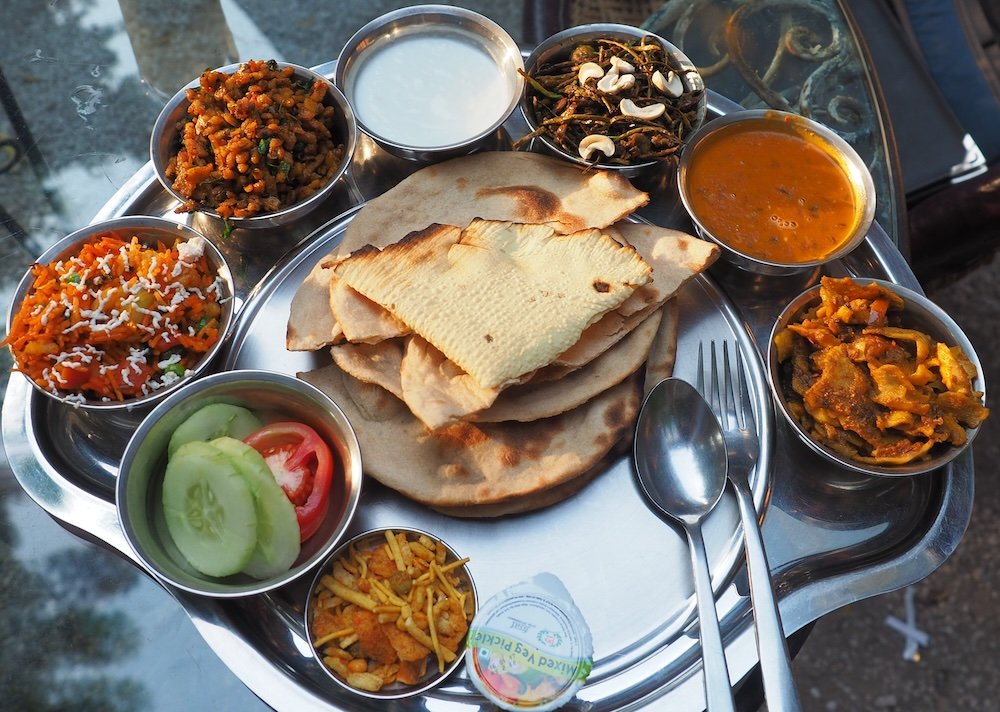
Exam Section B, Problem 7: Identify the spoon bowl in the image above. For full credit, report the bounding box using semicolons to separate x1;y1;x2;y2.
634;379;729;521
634;378;735;711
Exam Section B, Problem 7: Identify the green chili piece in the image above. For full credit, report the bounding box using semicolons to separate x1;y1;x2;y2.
164;363;187;377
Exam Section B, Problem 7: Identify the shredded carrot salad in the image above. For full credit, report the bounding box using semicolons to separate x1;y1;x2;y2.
3;231;227;404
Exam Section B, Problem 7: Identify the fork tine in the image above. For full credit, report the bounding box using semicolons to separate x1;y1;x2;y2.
696;341;707;397
709;341;723;421
722;341;739;432
735;347;756;431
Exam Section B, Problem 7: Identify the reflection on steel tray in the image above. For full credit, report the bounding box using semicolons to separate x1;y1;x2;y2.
0;82;972;711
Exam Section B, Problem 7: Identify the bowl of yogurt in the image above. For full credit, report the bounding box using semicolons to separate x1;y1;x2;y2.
335;5;524;161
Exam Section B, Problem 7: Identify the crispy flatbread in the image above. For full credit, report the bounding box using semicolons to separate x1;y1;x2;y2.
334;220;651;389
609;222;720;298
335;151;649;261
471;309;661;423
330;275;410;344
297;365;641;507
330;308;661;430
286;259;342;351
549;224;715;369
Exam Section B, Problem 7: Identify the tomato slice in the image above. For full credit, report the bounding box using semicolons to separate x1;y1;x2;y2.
243;422;335;542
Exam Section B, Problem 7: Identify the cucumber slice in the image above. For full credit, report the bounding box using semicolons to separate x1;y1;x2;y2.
168;403;264;458
210;437;301;579
162;440;258;577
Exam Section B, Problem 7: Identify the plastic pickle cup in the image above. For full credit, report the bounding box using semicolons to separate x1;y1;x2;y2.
465;573;593;711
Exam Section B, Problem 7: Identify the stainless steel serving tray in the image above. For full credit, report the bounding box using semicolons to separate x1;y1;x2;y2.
1;76;973;711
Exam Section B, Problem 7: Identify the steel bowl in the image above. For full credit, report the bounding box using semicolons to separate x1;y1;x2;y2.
768;278;987;476
150;61;357;229
5;216;235;412
117;369;363;597
335;5;523;162
305;526;477;699
519;23;707;179
677;110;876;276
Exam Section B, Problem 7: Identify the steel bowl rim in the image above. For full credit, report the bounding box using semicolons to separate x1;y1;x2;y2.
767;278;986;477
304;524;478;699
149;60;357;229
677;108;878;272
4;215;235;412
334;4;524;155
116;368;364;597
518;22;707;174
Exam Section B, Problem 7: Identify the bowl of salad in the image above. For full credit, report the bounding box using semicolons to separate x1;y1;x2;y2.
3;216;235;410
116;369;363;597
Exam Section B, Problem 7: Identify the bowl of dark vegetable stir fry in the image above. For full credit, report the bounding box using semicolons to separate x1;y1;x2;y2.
516;24;706;177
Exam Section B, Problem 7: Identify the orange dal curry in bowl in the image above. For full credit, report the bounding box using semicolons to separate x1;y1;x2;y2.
679;112;872;266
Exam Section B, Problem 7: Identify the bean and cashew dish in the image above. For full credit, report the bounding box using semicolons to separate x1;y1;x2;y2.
516;36;704;164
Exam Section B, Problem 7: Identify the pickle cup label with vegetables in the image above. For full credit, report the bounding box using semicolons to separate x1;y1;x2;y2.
466;573;593;711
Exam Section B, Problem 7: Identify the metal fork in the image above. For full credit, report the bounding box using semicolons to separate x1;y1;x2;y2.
698;341;802;712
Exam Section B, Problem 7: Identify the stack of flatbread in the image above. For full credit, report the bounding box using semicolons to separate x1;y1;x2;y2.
287;152;719;517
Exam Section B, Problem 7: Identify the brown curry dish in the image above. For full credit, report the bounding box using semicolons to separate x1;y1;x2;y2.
773;277;989;466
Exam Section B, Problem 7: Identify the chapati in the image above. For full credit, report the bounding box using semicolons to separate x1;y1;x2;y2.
298;364;641;507
335;151;649;260
286;259;342;351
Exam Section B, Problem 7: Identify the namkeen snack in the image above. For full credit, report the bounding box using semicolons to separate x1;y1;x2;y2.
309;530;473;693
3;232;226;403
773;277;989;465
166;59;345;219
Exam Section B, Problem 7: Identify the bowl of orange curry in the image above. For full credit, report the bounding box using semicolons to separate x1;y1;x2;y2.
677;110;875;275
768;276;989;476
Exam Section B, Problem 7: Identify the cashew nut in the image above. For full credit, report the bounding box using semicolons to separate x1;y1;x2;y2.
619;98;666;120
578;134;615;161
651;70;684;98
609;56;636;74
597;69;635;93
577;61;605;85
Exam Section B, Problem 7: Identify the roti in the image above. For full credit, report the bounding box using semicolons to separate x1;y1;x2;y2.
298;365;642;508
335;151;649;260
286;259;342;351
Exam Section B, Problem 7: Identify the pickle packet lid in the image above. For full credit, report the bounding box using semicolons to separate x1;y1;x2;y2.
465;573;594;711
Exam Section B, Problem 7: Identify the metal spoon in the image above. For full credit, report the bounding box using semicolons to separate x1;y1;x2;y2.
634;378;736;712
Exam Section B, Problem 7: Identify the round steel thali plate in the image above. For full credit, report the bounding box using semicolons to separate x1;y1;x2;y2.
0;72;973;711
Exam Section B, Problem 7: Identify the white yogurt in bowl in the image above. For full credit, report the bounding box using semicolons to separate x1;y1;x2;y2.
336;5;524;159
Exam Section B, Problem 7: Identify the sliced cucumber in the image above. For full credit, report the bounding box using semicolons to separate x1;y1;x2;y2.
210;437;301;579
168;403;264;458
162;440;258;577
